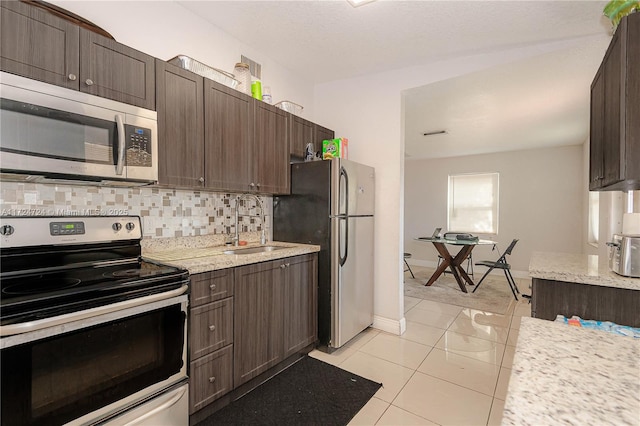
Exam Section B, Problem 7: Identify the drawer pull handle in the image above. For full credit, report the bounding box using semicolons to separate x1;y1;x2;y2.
209;377;216;383
209;325;216;331
210;284;216;291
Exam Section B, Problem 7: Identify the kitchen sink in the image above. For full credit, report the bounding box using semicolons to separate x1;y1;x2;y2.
223;246;287;255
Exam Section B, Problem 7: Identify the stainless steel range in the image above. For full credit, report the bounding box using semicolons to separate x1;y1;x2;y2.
0;216;189;425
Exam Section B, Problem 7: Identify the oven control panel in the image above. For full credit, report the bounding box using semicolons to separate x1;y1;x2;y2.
50;221;85;236
0;216;142;248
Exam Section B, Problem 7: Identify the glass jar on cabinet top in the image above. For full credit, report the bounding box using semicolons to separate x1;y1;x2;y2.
234;63;251;95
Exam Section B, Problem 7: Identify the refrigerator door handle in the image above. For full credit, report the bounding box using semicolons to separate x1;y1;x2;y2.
339;166;349;266
339;217;348;266
340;165;349;216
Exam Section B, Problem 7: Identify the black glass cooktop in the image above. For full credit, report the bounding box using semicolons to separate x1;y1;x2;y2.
0;260;189;326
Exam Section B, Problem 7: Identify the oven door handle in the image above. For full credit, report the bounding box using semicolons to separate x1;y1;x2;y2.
0;285;188;337
119;383;188;426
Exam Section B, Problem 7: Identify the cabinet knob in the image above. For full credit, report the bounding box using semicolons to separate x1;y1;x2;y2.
249;182;256;188
209;325;216;331
68;73;77;81
199;177;205;183
85;79;94;86
280;264;286;269
209;283;216;291
256;183;261;188
286;263;290;267
209;376;216;383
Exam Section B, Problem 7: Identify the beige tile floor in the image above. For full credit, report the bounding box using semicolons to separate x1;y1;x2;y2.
309;289;532;426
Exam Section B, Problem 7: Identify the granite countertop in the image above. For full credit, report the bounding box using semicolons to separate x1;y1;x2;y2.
142;235;320;274
502;317;640;425
529;252;640;291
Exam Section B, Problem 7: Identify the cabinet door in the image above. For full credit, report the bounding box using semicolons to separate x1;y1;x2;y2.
79;29;155;110
602;30;623;188
204;80;253;192
283;254;318;358
589;67;605;190
189;345;233;414
290;115;314;158
156;60;204;187
190;298;233;360
623;13;640;187
233;260;284;387
253;102;290;194
0;1;79;89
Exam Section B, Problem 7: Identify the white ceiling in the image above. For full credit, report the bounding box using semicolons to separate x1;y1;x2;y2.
178;0;614;159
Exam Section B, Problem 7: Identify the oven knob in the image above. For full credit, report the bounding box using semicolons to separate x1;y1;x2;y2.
0;225;14;236
126;222;136;231
112;223;122;231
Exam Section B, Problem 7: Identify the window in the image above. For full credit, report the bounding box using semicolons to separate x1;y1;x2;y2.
588;191;599;246
448;172;499;234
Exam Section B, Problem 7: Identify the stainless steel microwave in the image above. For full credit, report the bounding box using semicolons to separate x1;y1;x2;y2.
0;72;157;185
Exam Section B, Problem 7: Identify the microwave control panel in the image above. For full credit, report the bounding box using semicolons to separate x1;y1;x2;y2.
124;125;152;167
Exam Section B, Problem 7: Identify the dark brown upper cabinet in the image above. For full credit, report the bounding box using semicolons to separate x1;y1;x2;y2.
0;0;79;90
289;115;335;160
156;60;205;187
204;79;290;195
80;29;155;109
253;102;290;194
0;1;155;110
590;12;640;191
204;79;254;192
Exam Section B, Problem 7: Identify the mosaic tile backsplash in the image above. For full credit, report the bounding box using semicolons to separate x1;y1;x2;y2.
0;182;272;240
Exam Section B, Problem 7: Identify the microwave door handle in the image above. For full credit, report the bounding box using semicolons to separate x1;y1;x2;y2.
115;114;126;176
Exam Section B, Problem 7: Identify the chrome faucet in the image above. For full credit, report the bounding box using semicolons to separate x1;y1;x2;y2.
234;194;267;246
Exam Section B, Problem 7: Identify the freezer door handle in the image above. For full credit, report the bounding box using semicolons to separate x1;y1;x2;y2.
339;166;349;266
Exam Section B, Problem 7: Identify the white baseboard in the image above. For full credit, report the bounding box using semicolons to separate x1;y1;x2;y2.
372;315;406;336
405;259;530;279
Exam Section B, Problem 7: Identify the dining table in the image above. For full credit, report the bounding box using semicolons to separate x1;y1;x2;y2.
415;237;497;293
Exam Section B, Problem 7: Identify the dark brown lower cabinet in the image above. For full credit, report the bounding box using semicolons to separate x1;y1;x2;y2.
531;278;640;327
233;259;285;388
283;254;318;358
189;345;233;414
190;298;233;360
188;253;318;416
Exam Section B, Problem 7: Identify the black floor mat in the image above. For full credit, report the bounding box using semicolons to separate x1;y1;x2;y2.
196;355;382;426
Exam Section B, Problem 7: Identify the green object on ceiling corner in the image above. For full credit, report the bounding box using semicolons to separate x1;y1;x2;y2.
603;0;640;31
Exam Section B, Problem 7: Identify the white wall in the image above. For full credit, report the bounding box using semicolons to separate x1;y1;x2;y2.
314;38;600;334
48;1;315;118
404;145;584;274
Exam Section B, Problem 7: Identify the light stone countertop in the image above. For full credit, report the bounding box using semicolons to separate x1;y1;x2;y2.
529;251;640;291
502;317;640;426
142;234;320;274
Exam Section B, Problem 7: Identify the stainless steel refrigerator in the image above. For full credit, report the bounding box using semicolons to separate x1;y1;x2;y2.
273;158;375;351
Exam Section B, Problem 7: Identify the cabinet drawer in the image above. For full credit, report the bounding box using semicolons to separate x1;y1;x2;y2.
189;345;233;414
190;298;233;360
191;269;234;306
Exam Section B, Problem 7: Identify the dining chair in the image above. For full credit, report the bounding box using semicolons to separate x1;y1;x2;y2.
472;239;520;300
403;253;415;279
